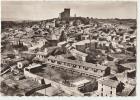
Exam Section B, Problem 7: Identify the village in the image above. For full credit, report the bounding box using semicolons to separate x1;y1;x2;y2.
1;8;136;96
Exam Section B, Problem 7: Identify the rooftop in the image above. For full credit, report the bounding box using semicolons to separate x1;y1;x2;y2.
47;56;107;70
37;86;61;96
109;53;135;60
117;84;135;96
70;49;88;57
37;52;48;56
120;63;136;70
73;39;97;46
106;61;118;71
98;79;119;88
72;78;90;87
18;60;30;65
27;63;42;69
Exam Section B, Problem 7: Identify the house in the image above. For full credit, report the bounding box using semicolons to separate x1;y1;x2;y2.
9;38;21;45
36;86;62;96
17;60;30;69
114;70;136;86
28;41;44;52
97;78;119;96
47;40;58;46
25;63;42;72
71;78;91;89
45;20;55;28
1;55;9;64
105;61;118;74
13;58;25;63
120;63;136;70
70;49;88;61
81;34;89;40
46;56;108;78
74;43;86;53
67;37;75;43
117;25;130;30
57;41;67;47
73;40;97;52
44;46;59;53
108;54;135;61
35;52;48;60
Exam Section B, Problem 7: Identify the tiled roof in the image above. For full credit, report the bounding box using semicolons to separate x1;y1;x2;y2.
47;56;107;70
70;49;88;56
37;52;48;56
120;63;136;70
98;79;119;88
108;54;135;59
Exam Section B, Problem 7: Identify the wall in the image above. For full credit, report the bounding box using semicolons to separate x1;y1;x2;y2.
46;59;105;78
24;68;84;96
98;83;116;96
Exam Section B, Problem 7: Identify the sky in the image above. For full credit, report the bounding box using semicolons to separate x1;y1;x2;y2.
1;1;137;21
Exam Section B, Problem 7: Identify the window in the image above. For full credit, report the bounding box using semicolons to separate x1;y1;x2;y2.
57;61;61;64
63;62;66;65
110;91;112;94
73;65;76;68
101;93;103;96
51;60;55;63
85;67;88;70
67;63;70;66
101;88;103;91
79;66;81;69
94;69;97;72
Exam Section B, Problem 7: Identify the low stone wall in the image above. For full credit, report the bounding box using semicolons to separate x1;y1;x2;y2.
24;68;84;96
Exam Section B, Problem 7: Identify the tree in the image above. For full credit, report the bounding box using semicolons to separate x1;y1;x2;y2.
116;82;125;92
7;54;15;59
47;69;53;79
59;31;67;42
104;67;111;76
23;54;35;62
61;72;71;83
79;81;98;93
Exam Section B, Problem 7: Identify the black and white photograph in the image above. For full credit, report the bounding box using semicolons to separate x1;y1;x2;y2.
0;0;137;97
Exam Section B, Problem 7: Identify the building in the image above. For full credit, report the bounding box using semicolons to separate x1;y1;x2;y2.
114;70;136;86
1;55;9;64
73;40;97;52
59;8;70;20
9;38;21;45
74;43;86;53
70;49;88;61
36;86;62;96
45;56;109;78
96;71;136;96
17;60;30;69
120;63;136;70
35;52;48;60
71;78;91;89
44;46;59;53
97;78;119;96
28;41;45;52
57;41;67;47
81;35;90;40
24;64;84;96
45;20;56;28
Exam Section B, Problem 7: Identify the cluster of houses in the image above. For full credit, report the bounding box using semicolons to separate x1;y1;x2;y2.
1;9;136;96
